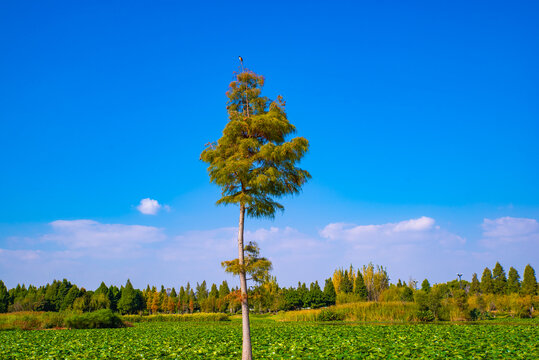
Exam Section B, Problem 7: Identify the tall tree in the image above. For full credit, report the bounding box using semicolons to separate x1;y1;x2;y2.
0;281;9;313
470;273;480;294
492;262;507;294
200;63;310;360
507;267;521;294
522;264;537;296
354;270;368;300
480;267;493;294
117;279;140;314
323;278;336;306
339;270;353;294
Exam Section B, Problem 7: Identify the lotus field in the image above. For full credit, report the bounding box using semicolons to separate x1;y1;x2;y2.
1;320;538;359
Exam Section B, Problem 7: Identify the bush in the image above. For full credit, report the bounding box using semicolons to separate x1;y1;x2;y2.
316;309;345;321
415;310;435;322
468;308;481;321
65;309;124;329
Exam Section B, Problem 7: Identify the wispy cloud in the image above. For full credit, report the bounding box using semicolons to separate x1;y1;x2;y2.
482;217;539;242
1;216;537;289
320;216;464;247
43;219;165;258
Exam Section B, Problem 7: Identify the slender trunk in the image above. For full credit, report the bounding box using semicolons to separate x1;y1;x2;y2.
238;204;252;360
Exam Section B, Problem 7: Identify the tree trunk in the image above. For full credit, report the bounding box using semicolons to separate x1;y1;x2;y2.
238;204;252;360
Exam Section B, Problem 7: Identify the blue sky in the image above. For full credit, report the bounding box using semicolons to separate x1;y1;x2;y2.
1;1;538;290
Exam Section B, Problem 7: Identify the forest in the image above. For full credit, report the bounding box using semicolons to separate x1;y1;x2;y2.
1;262;537;321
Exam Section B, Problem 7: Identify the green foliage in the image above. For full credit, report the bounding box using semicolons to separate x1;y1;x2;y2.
0;281;8;313
507;267;521;294
339;271;353;294
421;279;431;292
353;271;368;300
470;273;480;294
282;302;419;322
200;70;311;219
121;313;229;323
492;262;507;294
0;320;537;359
323;278;336;306
0;311;67;330
415;310;435;322
522;264;537;296
316;308;345;321
400;287;414;302
65;309;124;329
414;287;445;320
480;267;494;294
60;286;79;311
196;281;209;301
117;280;143;314
221;242;272;284
305;281;325;309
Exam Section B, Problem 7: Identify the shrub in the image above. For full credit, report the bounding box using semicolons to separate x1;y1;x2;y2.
415;310;435;322
65;309;124;329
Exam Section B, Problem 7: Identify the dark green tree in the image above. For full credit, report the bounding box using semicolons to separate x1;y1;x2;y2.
295;282;308;308
354;271;368;300
196;281;209;301
60;286;79;311
200;64;310;360
400;286;414;302
117;279;141;314
492;262;507;294
0;281;8;313
209;284;218;299
421;279;431;293
323;278;336;306
306;281;325;309
480;268;493;294
95;282;108;295
469;273;480;294
219;281;230;298
507;267;521;294
522;264;537;296
339;270;353;294
107;285;121;312
280;287;302;310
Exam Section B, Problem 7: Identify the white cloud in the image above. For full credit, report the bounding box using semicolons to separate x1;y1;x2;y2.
480;216;539;249
2;216;536;289
319;216;463;246
482;217;539;240
136;198;162;215
43;219;165;258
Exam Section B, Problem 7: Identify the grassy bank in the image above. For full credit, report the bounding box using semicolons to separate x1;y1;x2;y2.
1;310;125;330
280;302;419;322
121;313;229;323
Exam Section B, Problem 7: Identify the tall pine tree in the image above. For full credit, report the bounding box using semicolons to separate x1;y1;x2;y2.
480;267;494;294
492;262;507;294
522;264;537;296
507;267;521;294
0;281;9;313
354;270;368;300
470;273;480;294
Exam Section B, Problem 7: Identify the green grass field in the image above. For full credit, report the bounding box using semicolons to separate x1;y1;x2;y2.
1;318;538;359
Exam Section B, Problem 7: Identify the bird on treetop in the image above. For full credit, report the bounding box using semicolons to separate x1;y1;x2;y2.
239;56;243;63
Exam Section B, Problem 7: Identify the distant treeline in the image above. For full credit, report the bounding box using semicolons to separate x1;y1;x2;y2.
0;262;537;318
